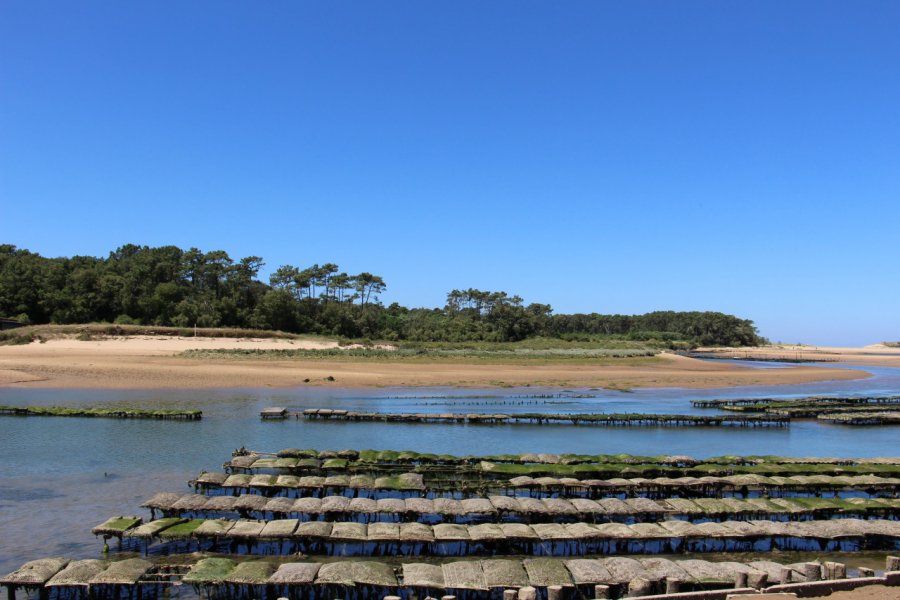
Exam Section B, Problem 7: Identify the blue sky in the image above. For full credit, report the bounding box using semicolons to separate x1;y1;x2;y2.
1;1;898;345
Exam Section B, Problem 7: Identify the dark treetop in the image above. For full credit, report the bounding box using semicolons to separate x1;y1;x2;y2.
0;244;763;346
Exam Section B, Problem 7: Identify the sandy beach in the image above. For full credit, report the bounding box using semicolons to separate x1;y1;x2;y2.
814;586;900;600
0;336;869;389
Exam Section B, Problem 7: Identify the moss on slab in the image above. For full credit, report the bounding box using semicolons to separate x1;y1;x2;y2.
158;519;207;539
92;516;142;535
183;558;236;585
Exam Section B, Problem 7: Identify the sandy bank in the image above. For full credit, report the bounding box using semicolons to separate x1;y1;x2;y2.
809;584;900;599
697;343;900;368
0;336;866;390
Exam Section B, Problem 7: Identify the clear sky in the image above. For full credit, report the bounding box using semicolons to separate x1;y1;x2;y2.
1;2;898;346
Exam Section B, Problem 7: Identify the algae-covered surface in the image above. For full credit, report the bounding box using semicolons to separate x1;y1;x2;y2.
0;406;201;419
157;519;207;539
127;518;184;538
225;561;276;584
91;516;142;535
182;558;236;585
1;364;900;576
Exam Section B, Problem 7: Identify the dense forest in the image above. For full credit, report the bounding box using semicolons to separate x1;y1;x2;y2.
0;245;764;346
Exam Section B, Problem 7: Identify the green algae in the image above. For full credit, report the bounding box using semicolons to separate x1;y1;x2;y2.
182;558;236;585
0;406;201;420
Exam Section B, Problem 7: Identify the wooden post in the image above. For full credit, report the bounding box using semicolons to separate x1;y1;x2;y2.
779;567;793;584
747;571;768;589
824;562;846;579
734;572;748;588
503;590;517;600
802;562;821;581
665;577;682;593
547;585;563;600
627;577;653;596
517;587;537;600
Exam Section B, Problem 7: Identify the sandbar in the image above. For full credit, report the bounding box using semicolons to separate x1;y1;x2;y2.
0;336;868;390
697;343;900;368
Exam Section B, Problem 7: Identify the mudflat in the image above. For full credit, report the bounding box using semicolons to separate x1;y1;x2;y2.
0;336;867;389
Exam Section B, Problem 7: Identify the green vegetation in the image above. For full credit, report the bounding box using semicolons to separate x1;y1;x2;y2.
0;244;764;346
403;337;654;351
180;346;660;365
0;322;322;346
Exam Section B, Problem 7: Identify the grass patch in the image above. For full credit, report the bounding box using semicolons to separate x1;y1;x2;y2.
396;336;663;351
0;330;41;345
178;347;660;365
0;323;329;343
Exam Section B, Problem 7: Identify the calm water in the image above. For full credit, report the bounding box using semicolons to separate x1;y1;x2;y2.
1;361;899;575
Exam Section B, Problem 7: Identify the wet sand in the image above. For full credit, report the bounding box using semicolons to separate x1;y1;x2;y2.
0;336;867;389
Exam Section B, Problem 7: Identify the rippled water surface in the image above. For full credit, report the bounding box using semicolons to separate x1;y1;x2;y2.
1;361;899;575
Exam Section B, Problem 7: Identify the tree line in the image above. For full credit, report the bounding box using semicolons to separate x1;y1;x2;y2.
0;244;764;346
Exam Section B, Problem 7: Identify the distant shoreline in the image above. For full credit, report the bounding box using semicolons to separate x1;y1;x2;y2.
0;336;869;390
696;343;900;368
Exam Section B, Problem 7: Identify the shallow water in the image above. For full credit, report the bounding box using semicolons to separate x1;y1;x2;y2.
0;361;898;576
